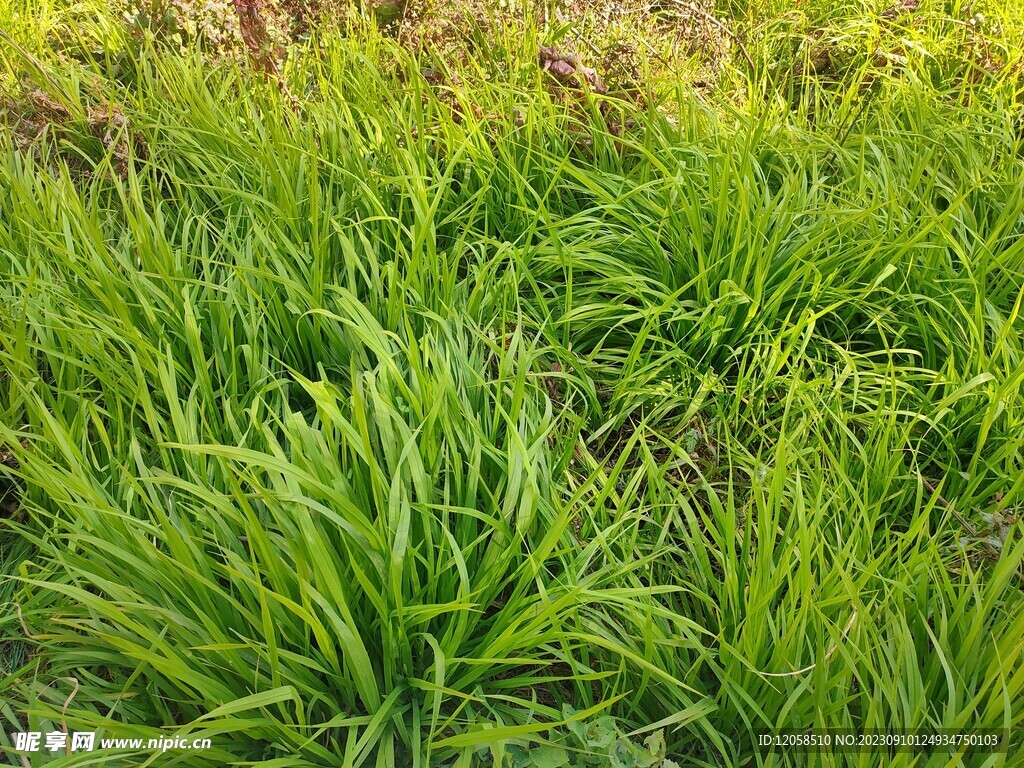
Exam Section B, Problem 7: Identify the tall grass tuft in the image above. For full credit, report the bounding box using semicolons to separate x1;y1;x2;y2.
1;2;1023;765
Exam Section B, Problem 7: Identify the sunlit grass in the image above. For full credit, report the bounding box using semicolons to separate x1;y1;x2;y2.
1;1;1023;765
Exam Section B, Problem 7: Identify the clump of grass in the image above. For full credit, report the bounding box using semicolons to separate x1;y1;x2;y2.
1;1;1023;765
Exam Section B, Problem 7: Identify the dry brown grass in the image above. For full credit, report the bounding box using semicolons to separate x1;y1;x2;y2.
111;0;731;96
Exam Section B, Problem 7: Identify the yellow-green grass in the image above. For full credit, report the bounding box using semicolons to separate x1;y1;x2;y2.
1;1;1023;765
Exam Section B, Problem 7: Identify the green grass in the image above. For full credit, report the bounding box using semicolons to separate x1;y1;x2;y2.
1;1;1023;765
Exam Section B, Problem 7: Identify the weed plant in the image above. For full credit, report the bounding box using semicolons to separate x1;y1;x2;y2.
1;1;1023;765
